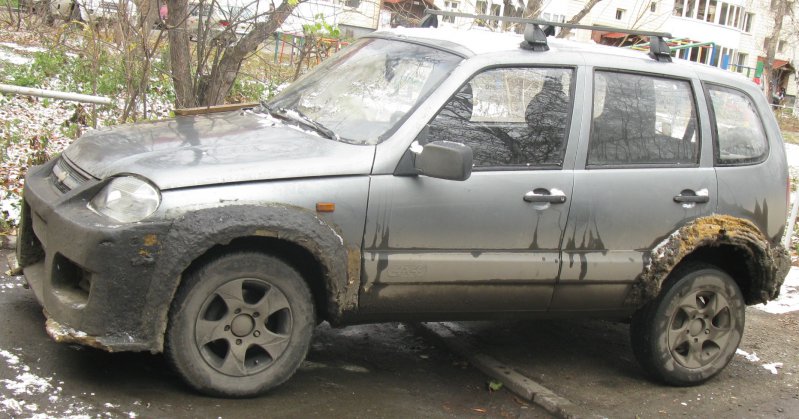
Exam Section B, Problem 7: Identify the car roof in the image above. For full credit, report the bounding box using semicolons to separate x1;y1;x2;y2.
371;27;757;90
377;27;657;59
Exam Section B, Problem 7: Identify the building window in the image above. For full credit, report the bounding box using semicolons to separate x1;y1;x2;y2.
476;0;487;14
778;40;786;54
742;12;754;32
705;0;717;23
731;5;740;27
476;0;487;26
615;8;626;20
673;0;683;16
650;2;657;12
443;1;459;23
489;4;500;28
686;0;696;18
736;52;748;73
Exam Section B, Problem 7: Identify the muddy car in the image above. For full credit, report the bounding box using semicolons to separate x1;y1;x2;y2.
14;20;790;397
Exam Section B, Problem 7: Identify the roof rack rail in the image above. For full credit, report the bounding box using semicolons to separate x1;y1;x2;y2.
422;10;674;62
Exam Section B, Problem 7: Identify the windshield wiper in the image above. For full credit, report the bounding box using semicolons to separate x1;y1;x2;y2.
264;105;340;141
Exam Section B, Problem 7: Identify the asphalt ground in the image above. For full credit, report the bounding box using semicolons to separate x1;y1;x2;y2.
421;311;799;418
4;240;798;418
0;246;545;419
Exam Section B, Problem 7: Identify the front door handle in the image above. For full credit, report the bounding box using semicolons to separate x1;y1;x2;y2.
673;189;709;204
524;189;567;204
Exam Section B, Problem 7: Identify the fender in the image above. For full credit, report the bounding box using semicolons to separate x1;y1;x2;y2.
625;215;791;307
140;204;356;352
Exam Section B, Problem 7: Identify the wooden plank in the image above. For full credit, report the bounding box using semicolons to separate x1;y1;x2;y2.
173;102;260;116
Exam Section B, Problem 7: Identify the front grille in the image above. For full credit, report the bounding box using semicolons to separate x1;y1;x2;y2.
51;157;90;193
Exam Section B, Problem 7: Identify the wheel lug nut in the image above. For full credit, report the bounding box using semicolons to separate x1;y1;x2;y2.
224;325;230;331
254;331;261;337
253;312;260;318
234;308;241;314
236;339;242;345
705;330;710;334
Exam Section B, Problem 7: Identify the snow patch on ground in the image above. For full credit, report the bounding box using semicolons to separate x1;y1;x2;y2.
736;349;785;375
0;42;46;53
785;143;799;169
0;346;138;418
762;362;783;375
736;349;761;362
0;49;32;65
753;267;799;314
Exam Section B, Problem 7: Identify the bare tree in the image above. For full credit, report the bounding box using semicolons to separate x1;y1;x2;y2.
762;0;791;97
522;0;542;19
167;0;302;108
116;1;169;121
556;0;603;38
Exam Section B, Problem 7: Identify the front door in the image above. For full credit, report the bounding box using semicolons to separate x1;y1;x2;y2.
360;66;577;317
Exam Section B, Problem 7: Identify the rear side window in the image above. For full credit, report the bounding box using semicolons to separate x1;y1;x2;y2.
588;71;699;167
427;67;573;169
706;85;768;165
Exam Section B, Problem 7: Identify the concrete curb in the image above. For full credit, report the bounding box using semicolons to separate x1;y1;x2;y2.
415;322;582;419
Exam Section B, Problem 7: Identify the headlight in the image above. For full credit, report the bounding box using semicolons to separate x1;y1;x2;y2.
89;176;161;223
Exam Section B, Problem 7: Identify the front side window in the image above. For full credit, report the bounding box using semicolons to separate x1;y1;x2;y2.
426;67;574;169
707;85;768;165
588;71;699;166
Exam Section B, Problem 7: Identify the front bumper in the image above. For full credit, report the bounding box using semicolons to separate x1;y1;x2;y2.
18;158;171;352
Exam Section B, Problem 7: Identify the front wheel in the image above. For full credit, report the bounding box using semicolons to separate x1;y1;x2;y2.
630;263;745;386
166;251;314;397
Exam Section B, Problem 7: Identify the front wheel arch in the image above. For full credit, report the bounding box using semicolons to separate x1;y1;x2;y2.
142;205;355;353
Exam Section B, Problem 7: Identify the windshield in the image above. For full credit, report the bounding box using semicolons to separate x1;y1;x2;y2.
267;38;463;145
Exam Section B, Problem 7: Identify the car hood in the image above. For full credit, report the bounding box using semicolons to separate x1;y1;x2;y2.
63;110;376;190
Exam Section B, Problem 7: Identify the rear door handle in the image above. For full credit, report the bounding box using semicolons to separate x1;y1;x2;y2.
673;189;709;204
524;189;567;204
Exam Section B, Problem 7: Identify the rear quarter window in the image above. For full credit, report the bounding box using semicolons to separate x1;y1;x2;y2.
706;84;768;165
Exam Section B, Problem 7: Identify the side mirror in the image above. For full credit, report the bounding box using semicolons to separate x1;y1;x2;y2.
415;141;473;181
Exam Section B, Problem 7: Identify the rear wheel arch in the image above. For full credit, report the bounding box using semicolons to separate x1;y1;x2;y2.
626;215;789;308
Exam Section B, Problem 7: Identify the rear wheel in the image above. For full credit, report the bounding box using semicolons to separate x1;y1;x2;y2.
630;263;745;386
166;251;314;397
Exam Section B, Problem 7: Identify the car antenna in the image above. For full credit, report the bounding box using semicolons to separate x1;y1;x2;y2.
422;10;673;62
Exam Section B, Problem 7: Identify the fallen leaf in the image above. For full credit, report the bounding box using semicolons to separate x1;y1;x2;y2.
488;380;503;392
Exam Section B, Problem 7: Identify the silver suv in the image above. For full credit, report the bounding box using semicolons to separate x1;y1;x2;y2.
14;21;791;397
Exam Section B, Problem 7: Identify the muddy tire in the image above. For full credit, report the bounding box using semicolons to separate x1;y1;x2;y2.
166;251;314;397
630;263;745;386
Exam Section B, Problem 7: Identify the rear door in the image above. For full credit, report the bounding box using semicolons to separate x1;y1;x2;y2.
553;70;716;312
